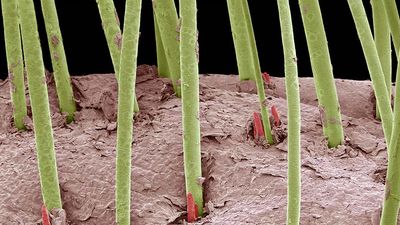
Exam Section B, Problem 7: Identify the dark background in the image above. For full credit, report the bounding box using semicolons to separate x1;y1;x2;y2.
0;0;392;81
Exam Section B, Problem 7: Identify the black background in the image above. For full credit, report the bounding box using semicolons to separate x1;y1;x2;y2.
0;0;392;81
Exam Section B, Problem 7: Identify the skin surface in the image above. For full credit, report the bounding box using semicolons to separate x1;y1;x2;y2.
180;0;204;217
18;0;62;210
299;0;344;148
115;0;142;224
40;0;76;123
277;0;301;224
1;0;27;130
